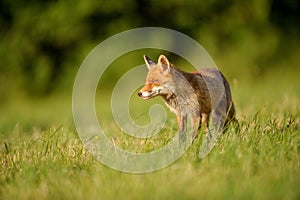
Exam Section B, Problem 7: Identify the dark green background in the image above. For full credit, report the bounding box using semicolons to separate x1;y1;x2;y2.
0;0;299;98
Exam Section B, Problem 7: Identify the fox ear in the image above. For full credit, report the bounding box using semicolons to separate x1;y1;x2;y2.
158;55;170;72
143;55;156;70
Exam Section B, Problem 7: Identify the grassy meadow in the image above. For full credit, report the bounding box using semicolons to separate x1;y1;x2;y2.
0;62;299;200
1;1;300;199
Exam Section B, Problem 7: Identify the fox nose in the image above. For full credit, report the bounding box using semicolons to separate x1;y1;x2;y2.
138;92;142;97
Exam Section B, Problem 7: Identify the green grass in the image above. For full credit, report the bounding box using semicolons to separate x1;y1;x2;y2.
1;102;299;200
1;68;300;199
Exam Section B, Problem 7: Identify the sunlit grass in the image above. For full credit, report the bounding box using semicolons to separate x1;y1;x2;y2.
0;66;300;199
1;99;299;199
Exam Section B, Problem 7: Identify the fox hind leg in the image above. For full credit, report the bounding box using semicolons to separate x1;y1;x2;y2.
200;113;210;133
192;114;201;139
200;113;212;140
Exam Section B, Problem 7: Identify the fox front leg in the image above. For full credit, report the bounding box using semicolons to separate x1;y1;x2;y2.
177;114;201;141
176;115;181;131
176;114;187;143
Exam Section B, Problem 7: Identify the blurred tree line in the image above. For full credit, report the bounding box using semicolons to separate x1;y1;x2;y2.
0;0;299;98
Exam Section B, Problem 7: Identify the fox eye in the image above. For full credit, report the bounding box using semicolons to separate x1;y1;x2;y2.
151;79;158;83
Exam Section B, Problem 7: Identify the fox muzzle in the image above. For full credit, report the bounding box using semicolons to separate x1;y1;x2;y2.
138;86;163;99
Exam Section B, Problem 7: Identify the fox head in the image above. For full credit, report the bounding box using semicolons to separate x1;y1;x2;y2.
138;55;175;100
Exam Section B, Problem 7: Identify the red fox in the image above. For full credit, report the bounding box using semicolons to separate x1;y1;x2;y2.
138;55;236;138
